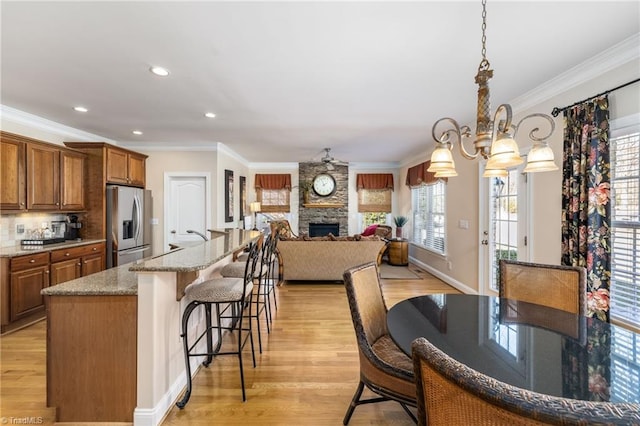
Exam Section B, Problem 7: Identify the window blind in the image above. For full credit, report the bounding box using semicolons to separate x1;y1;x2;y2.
610;123;640;329
411;181;445;254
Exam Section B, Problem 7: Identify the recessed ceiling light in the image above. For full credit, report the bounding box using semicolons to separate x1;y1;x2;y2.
73;106;88;112
132;130;143;135
149;66;170;77
204;112;216;118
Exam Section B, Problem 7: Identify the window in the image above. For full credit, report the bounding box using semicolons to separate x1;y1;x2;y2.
411;181;445;254
255;173;291;213
610;116;640;330
258;189;290;213
362;212;388;228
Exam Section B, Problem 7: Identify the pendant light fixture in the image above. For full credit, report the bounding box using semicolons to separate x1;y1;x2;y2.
427;0;557;178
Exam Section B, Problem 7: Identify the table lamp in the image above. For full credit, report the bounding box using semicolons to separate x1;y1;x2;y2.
250;202;261;231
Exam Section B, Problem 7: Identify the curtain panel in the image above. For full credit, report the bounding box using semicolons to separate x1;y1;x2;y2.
405;161;444;187
254;174;292;190
356;173;394;190
561;96;611;322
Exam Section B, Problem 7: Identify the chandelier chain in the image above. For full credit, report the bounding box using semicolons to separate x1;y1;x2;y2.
481;0;487;61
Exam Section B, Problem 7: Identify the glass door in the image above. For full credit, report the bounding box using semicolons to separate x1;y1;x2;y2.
479;163;530;294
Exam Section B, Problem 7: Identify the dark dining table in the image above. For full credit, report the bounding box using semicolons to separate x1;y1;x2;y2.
387;294;640;405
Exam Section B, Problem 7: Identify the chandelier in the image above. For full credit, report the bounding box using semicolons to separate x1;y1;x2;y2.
427;0;557;178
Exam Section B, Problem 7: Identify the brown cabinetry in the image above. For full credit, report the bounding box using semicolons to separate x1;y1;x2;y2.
1;242;105;334
8;252;50;322
0;131;85;212
61;150;85;210
27;142;61;210
0;136;26;210
50;242;105;285
106;147;146;187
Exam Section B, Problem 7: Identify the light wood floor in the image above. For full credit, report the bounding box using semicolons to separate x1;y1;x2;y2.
1;264;459;425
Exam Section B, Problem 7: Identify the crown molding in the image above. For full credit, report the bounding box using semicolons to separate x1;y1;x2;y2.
510;33;640;112
0;104;117;143
249;162;299;170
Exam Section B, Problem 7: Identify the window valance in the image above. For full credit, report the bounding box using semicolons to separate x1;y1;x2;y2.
356;173;394;191
254;174;292;190
405;161;445;187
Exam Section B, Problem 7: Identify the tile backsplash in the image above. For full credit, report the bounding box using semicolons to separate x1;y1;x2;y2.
1;213;69;248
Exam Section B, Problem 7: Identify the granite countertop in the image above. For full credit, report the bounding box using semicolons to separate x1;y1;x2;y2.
42;229;261;296
41;262;138;296
130;229;260;272
0;239;106;258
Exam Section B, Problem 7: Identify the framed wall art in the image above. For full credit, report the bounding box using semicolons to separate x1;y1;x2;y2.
239;176;246;219
225;169;234;222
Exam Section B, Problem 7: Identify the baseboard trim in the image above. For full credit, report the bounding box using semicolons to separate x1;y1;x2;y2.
410;257;478;295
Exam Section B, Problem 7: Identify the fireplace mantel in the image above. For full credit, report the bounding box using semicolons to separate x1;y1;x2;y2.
303;203;344;208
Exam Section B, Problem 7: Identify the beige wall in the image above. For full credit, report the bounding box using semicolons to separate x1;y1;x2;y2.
141;150;219;255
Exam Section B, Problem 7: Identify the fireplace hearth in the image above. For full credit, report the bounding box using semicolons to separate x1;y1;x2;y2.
309;223;339;237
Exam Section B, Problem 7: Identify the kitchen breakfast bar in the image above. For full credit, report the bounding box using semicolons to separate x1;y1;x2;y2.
41;229;261;425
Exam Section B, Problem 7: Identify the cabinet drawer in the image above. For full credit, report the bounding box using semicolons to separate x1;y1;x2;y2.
51;246;85;262
51;242;104;263
11;252;49;271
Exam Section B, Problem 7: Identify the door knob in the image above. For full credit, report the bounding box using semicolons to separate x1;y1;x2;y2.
171;230;176;234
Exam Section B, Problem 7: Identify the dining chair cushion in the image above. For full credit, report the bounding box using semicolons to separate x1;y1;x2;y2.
371;335;413;372
185;277;252;303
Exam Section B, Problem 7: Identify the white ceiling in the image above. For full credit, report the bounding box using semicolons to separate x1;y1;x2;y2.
1;1;639;164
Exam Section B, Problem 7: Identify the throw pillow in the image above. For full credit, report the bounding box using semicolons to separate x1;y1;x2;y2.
361;224;378;236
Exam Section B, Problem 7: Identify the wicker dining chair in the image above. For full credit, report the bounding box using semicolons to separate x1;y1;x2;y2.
498;259;587;316
411;337;640;425
342;262;417;425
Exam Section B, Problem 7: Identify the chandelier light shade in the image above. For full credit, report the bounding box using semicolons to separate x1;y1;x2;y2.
429;0;556;178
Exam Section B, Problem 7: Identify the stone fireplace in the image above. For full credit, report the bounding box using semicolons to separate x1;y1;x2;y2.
298;162;348;236
309;222;339;237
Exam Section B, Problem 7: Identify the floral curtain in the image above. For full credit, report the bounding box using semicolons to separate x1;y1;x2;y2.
561;96;611;322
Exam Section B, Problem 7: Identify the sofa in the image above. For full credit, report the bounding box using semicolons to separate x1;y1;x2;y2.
276;235;387;282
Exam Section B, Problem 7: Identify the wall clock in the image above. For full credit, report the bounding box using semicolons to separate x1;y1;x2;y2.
312;173;336;197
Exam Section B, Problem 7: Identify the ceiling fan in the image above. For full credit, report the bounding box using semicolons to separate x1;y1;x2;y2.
318;148;348;170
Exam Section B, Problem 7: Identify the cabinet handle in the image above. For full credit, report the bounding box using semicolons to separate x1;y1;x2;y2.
92;247;97;251
77;263;82;266
65;253;70;256
84;261;88;264
20;202;25;206
45;270;50;274
56;202;60;206
29;259;36;263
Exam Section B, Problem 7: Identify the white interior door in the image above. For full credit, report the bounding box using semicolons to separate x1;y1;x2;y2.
164;173;211;249
479;163;530;295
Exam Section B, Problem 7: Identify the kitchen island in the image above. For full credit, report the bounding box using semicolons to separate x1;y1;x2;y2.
42;229;261;425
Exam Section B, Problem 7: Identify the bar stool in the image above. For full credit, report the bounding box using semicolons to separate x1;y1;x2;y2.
220;234;273;352
176;242;260;407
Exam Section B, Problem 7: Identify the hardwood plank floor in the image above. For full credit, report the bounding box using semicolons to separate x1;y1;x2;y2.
0;264;459;425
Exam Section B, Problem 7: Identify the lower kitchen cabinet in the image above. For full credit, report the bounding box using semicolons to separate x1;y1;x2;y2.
7;252;50;324
50;242;105;285
1;241;105;334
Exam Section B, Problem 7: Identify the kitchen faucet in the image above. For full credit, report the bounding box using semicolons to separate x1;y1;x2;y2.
186;229;208;241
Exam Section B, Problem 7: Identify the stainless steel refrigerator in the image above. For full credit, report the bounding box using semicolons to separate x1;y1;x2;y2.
106;185;152;268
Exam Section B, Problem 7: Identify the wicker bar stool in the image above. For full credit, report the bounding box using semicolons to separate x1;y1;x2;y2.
176;242;260;407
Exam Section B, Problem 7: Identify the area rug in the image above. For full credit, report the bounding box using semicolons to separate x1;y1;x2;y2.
379;263;421;280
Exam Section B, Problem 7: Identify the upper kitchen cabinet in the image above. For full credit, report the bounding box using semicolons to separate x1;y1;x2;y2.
106;147;146;187
0;131;85;212
27;142;61;210
27;142;86;211
60;150;85;210
0;134;26;210
63;142;148;239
